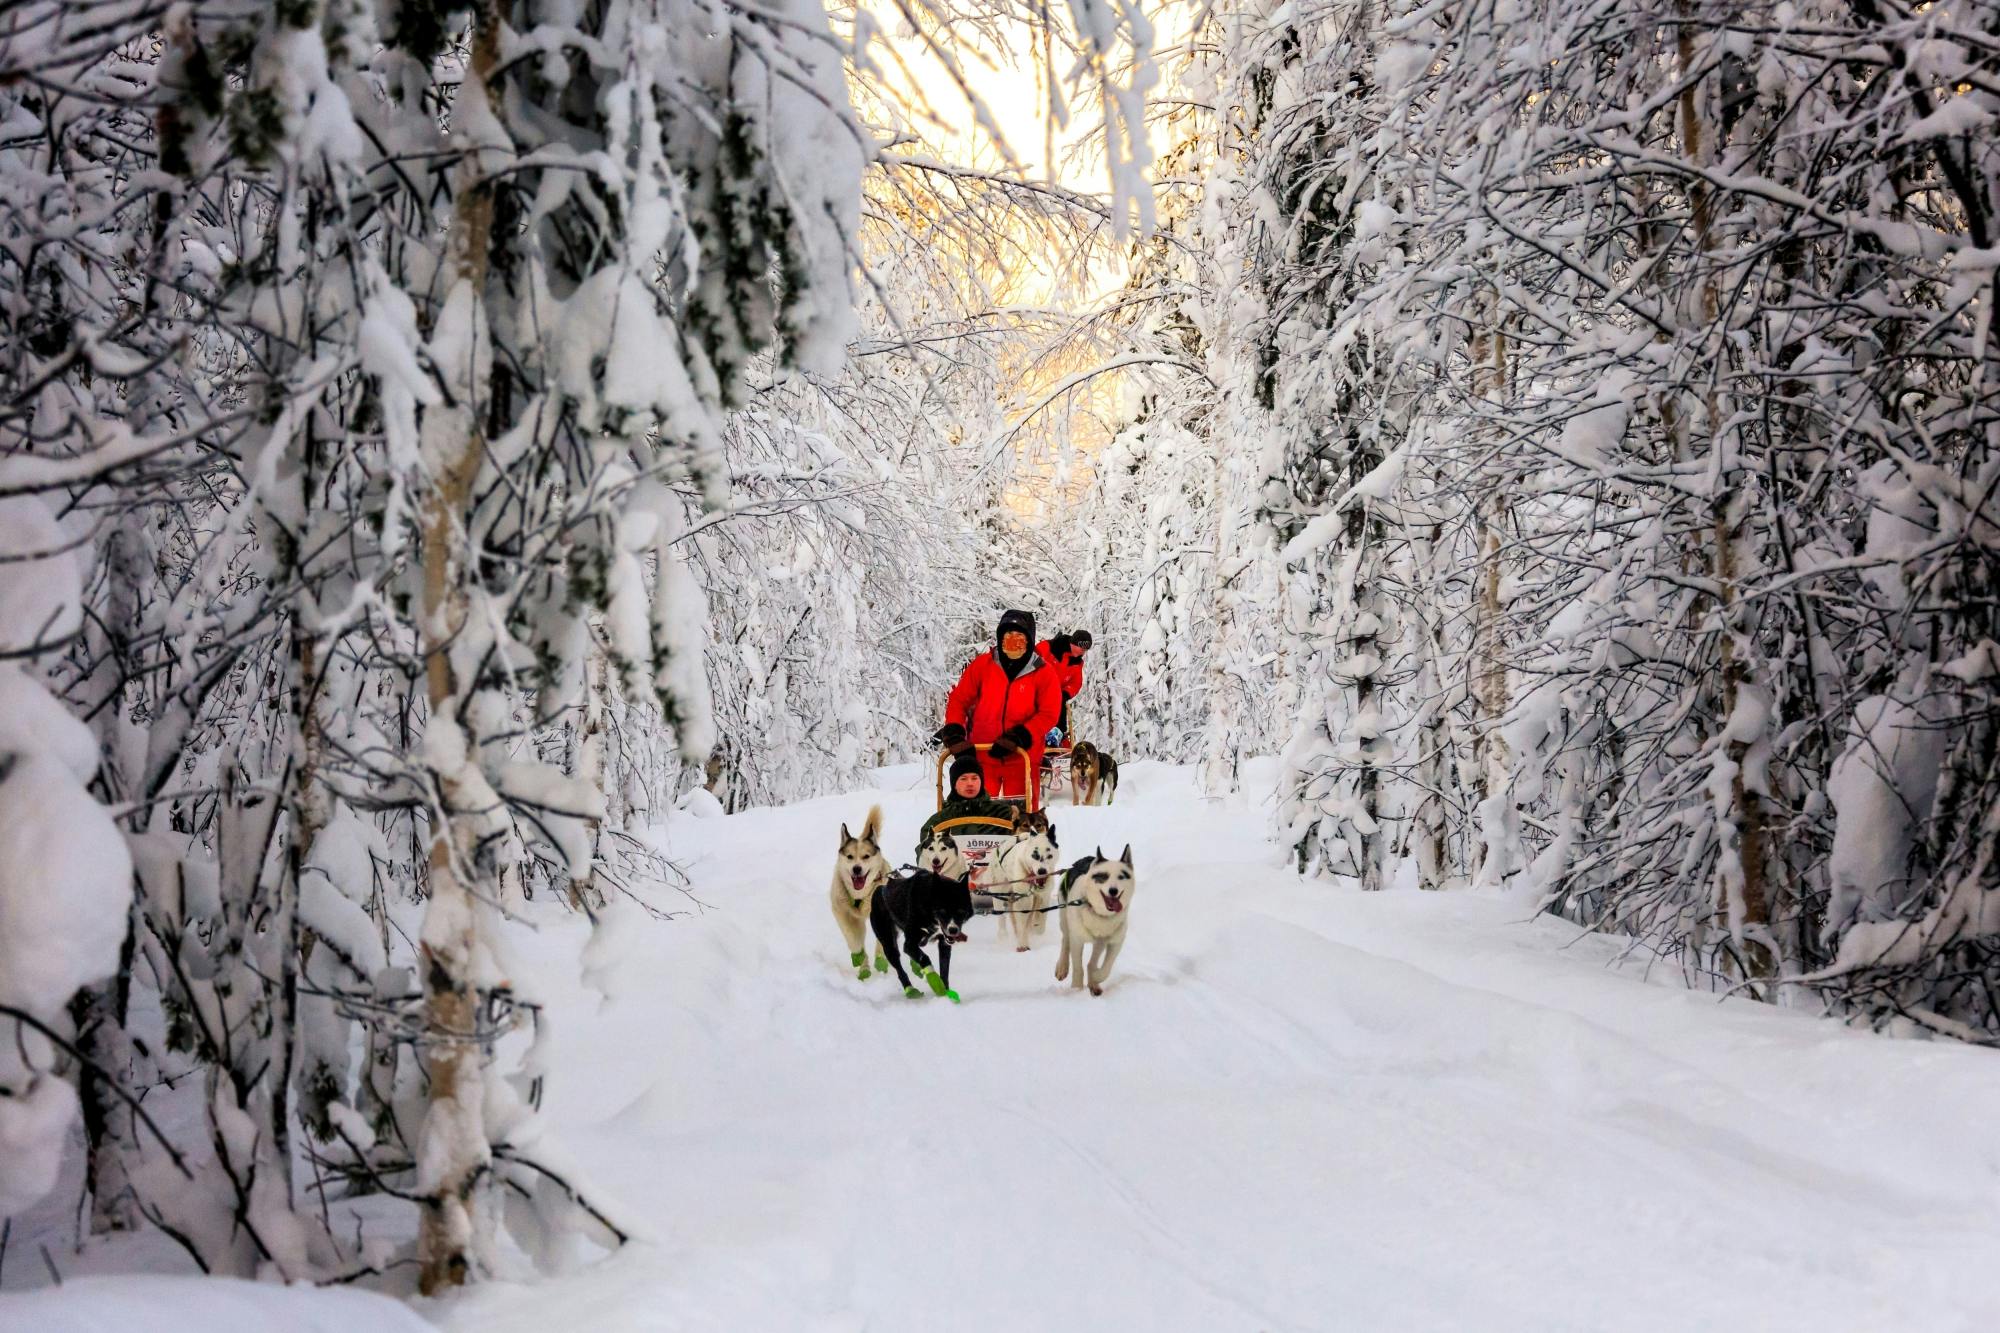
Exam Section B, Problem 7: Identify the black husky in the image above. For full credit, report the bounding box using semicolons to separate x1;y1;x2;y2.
870;869;975;1003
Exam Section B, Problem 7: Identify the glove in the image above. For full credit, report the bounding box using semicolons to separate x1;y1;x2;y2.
932;722;967;751
1045;727;1064;747
988;725;1033;762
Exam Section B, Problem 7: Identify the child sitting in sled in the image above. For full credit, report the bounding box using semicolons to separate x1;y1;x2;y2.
917;752;1019;854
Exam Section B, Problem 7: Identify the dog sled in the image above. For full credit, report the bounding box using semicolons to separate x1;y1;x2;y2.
1046;721;1119;808
1039;737;1074;807
932;743;1037;893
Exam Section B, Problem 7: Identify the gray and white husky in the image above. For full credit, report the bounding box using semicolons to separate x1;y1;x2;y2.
991;820;1060;952
1055;846;1134;995
830;806;890;980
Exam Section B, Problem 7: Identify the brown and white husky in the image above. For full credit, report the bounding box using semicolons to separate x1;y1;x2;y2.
1070;742;1120;806
830;806;890;980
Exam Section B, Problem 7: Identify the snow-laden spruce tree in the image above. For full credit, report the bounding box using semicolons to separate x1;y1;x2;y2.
0;0;878;1285
1186;144;1286;800
1206;0;1425;886
1104;0;1996;1033
1358;0;2000;1026
355;0;866;1287
1137;16;1288;792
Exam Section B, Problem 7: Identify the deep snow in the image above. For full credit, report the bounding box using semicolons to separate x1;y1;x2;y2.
6;759;2000;1331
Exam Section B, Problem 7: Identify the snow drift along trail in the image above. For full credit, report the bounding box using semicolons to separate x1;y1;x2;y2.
447;759;2000;1332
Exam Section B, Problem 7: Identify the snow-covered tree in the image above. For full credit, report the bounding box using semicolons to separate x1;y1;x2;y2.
1059;0;1998;1031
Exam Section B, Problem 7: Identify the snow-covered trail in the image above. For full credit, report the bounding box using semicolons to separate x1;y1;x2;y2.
446;760;2000;1332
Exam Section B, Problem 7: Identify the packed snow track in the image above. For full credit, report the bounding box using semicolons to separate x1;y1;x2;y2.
451;761;2000;1332
8;762;1998;1332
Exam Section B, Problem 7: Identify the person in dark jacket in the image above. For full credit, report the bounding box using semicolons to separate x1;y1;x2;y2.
917;752;1019;852
934;608;1062;799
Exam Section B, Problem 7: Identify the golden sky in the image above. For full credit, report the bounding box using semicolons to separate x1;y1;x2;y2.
858;7;1109;190
847;5;1166;518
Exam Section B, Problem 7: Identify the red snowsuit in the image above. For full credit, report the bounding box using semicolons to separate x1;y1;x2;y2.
1036;640;1085;701
944;650;1062;798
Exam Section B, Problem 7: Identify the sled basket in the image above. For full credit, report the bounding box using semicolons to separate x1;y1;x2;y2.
942;825;1014;895
933;745;1036;894
933;744;1039;813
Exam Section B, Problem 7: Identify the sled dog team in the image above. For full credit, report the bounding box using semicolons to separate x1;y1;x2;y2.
829;606;1131;1003
829;805;1135;1005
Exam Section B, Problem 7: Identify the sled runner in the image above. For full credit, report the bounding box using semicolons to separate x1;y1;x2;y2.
932;743;1035;893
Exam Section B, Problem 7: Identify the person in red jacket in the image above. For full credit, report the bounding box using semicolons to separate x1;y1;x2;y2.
934;609;1063;799
1036;630;1091;740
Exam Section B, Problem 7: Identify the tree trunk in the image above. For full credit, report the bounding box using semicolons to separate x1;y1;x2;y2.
72;946;138;1233
572;640;610;909
285;531;333;1146
1348;491;1386;892
1678;7;1773;982
1200;455;1250;798
1409;519;1452;889
1469;312;1513;884
417;3;501;1294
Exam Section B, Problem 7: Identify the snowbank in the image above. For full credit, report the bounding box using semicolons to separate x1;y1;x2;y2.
0;717;131;1219
0;1276;433;1332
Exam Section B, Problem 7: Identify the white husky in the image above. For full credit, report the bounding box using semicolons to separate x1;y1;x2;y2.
917;827;970;882
1055;846;1134;995
990;821;1060;952
829;807;890;980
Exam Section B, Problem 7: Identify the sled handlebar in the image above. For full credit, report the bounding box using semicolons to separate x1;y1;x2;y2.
935;744;1038;813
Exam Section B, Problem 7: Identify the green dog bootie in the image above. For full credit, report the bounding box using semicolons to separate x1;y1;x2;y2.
904;985;923;999
944;989;961;1004
851;951;871;980
874;951;888;971
921;968;949;998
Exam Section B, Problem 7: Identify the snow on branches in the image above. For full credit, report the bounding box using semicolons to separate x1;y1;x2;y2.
1128;0;2000;1036
0;0;881;1289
